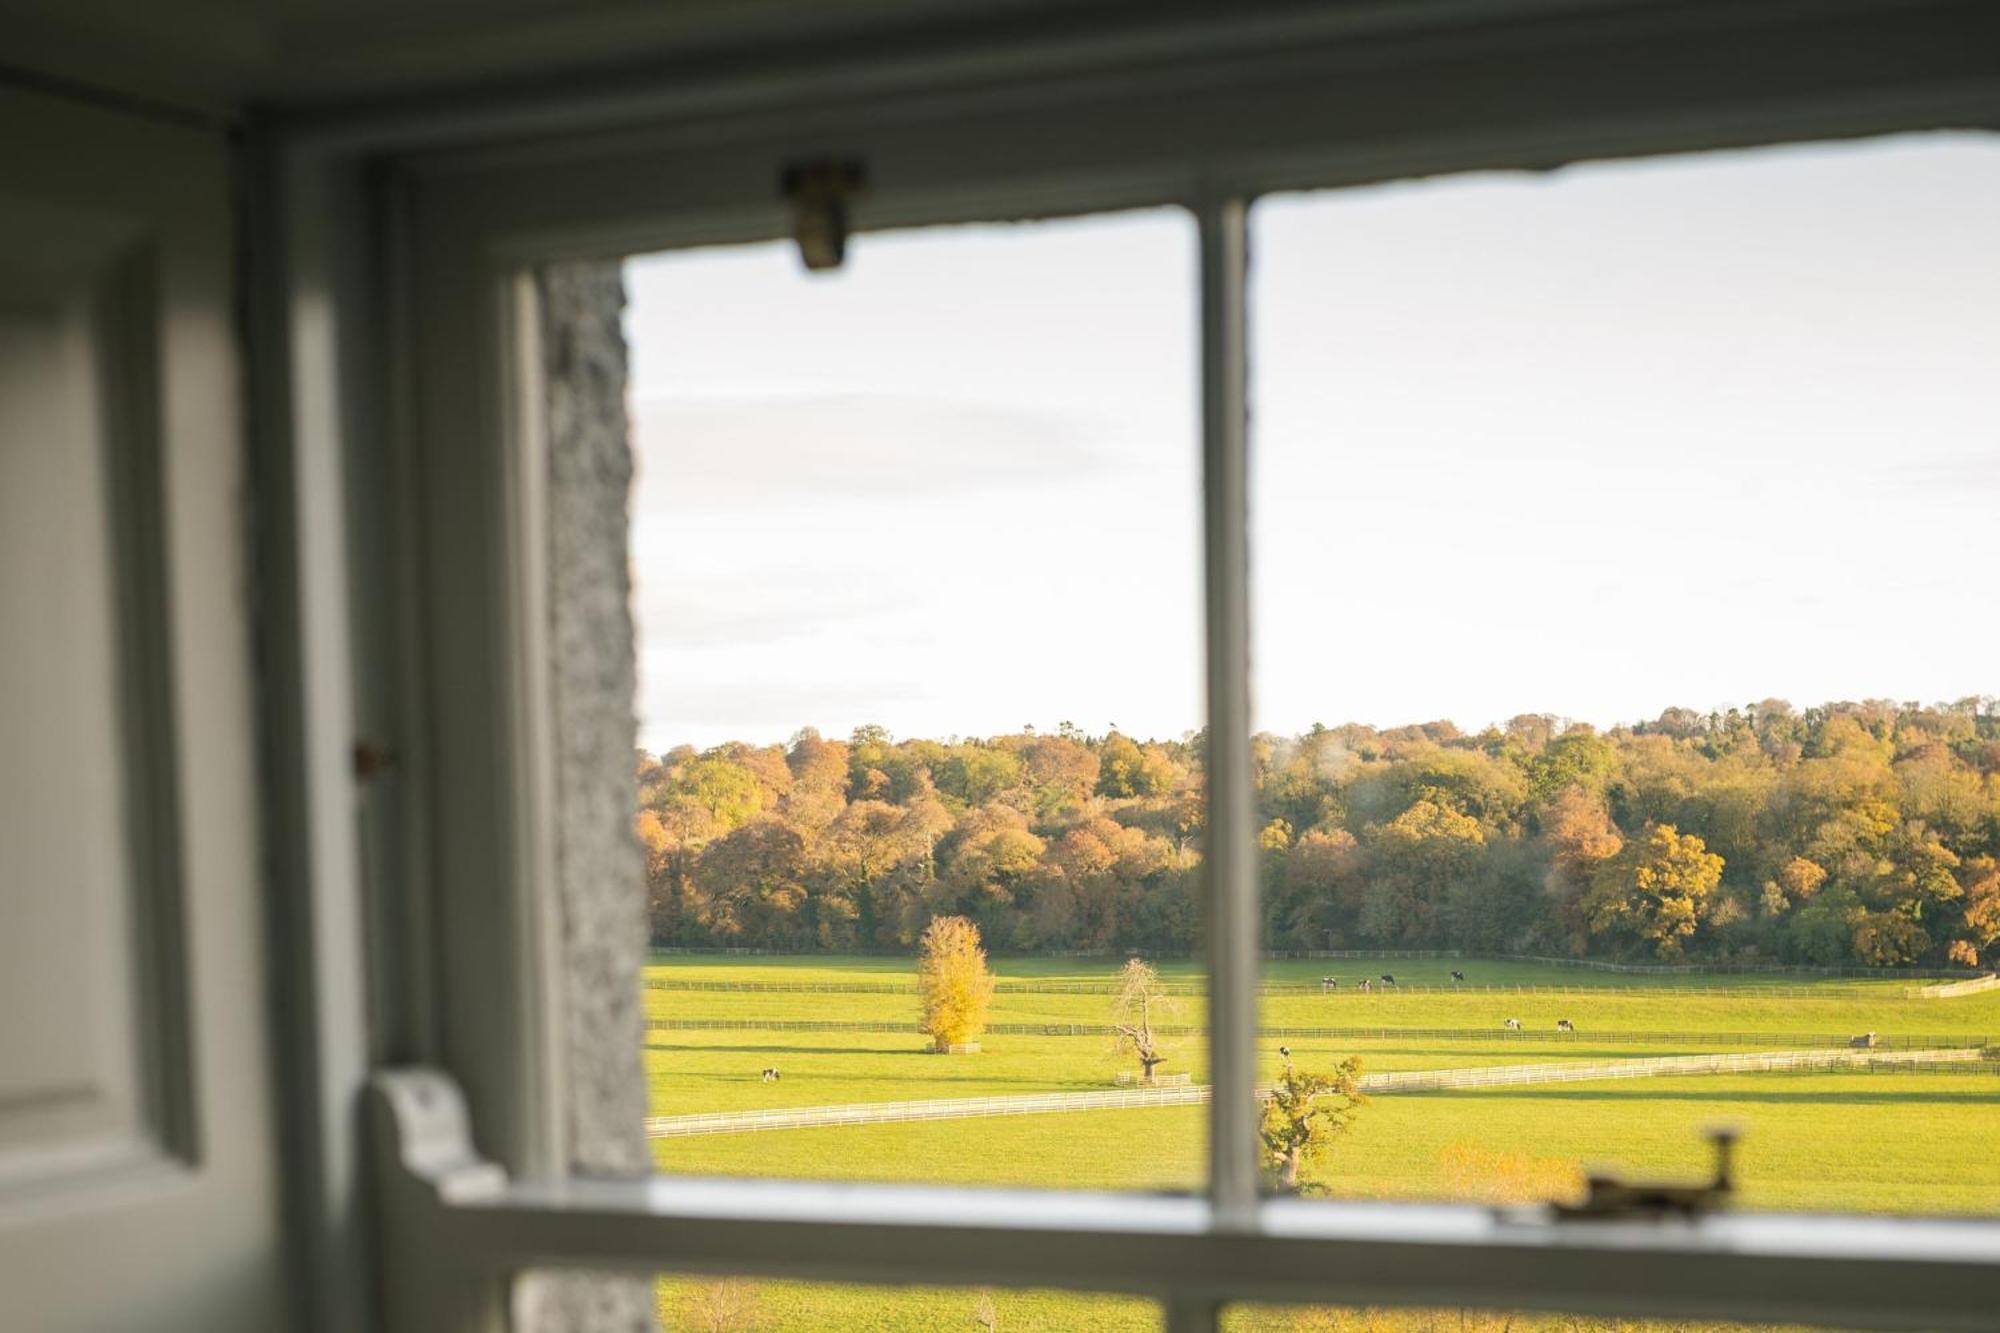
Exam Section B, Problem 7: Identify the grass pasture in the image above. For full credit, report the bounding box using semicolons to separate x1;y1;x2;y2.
642;954;2000;1330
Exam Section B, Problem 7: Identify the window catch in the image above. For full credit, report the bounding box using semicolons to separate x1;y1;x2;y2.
1552;1126;1739;1221
781;158;867;272
353;739;400;781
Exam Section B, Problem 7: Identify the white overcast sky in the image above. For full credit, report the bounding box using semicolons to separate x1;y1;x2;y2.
624;134;1999;755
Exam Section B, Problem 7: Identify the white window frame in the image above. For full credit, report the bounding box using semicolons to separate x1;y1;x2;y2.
262;3;2000;1330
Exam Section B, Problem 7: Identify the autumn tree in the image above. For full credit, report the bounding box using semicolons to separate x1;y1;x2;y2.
936;745;1024;808
1360;798;1485;945
1852;910;1930;966
1267;825;1361;949
1022;735;1101;818
781;726;851;832
1259;1056;1366;1193
636;698;2000;968
943;804;1047;940
1109;957;1175;1084
1954;856;2000;967
1527;728;1618;804
1097;731;1147;798
1582;822;1724;960
917;915;995;1052
694;819;810;949
1541;785;1624;951
1761;854;1828;918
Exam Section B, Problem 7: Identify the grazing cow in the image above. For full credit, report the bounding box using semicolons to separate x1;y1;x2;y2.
1321;976;1338;992
1358;979;1372;993
1504;1017;1522;1030
1379;974;1396;986
1450;970;1466;983
1556;1019;1575;1033
761;1067;781;1082
1849;1032;1877;1049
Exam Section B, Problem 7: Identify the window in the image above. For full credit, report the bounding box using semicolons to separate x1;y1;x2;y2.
625;214;1209;1195
1250;133;2000;1221
293;4;2000;1331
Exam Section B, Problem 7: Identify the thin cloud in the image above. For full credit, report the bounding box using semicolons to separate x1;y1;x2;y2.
631;393;1109;514
631;576;902;651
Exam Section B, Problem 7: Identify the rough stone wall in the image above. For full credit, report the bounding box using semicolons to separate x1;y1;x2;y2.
514;261;656;1333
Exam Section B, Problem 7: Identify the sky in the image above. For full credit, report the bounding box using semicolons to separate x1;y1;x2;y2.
623;133;2000;755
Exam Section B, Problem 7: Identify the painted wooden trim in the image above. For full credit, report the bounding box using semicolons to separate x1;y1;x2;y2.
373;1069;2000;1332
262;6;2000;1330
1198;194;1258;1233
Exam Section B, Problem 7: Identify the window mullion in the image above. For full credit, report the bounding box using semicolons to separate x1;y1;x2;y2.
1197;193;1258;1233
1164;1294;1223;1333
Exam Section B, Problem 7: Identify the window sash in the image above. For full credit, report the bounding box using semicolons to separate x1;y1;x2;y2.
274;3;2000;1329
375;1067;2000;1332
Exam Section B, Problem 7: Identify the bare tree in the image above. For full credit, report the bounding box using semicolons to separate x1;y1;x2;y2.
971;1288;1000;1331
1110;957;1175;1085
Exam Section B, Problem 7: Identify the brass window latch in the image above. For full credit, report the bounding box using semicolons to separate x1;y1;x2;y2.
1552;1126;1740;1221
781;158;867;272
353;739;400;781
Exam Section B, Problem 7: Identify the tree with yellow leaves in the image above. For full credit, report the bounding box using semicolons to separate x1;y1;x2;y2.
917;915;995;1052
1582;822;1723;961
1259;1056;1366;1192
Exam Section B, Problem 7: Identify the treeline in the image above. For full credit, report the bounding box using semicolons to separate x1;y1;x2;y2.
637;699;2000;969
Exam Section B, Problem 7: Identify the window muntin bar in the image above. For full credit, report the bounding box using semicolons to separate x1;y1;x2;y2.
1199;195;1260;1230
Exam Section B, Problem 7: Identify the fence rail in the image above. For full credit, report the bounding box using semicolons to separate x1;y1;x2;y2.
646;946;1987;982
644;1017;1993;1051
1289;951;1988;981
643;1047;1992;1138
1916;975;2000;999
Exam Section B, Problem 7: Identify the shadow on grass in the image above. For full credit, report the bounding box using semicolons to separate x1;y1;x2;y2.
646;1040;940;1057
1269;1044;1697;1061
657;1078;1121;1098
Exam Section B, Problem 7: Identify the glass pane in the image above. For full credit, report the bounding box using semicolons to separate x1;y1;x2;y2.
624;211;1207;1191
1249;133;2000;1214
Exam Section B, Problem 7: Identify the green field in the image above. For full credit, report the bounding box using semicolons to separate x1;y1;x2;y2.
644;954;2000;1331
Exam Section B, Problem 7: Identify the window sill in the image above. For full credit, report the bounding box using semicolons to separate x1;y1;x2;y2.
375;1070;2000;1331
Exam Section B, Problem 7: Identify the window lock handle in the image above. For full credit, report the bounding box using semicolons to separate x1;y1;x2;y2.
781;158;867;272
1552;1126;1741;1221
